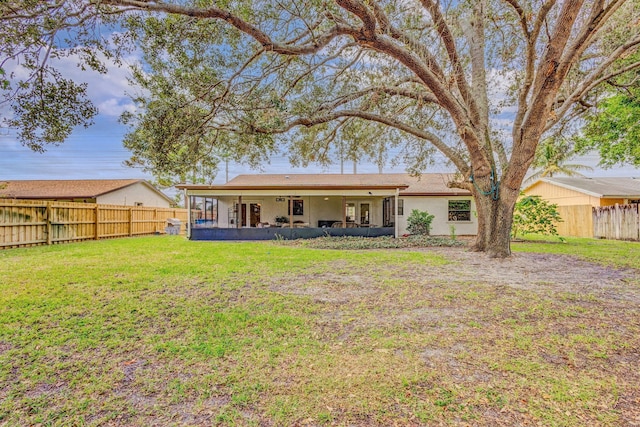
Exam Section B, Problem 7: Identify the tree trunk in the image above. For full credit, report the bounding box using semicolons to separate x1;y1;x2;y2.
470;185;519;258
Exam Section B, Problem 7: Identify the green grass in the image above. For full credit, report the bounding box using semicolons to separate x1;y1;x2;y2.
0;236;638;426
513;234;640;268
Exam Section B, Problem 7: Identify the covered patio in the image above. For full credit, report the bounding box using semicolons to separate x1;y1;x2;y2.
176;175;409;240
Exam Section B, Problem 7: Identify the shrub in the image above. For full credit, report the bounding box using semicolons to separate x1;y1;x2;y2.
407;209;435;235
511;194;563;239
272;235;465;249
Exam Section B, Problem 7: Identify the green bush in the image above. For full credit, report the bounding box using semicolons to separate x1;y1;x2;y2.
407;209;435;235
511;194;563;239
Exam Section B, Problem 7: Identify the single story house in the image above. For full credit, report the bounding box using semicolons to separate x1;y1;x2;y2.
0;179;174;208
522;177;640;237
176;173;477;240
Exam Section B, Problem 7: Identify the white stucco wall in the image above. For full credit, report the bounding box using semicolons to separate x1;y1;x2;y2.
96;182;172;207
397;196;477;236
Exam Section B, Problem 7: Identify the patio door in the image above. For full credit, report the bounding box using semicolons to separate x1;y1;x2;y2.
360;203;370;225
250;203;261;227
383;197;394;227
235;203;247;227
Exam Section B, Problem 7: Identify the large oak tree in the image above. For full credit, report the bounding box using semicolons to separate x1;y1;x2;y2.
2;0;640;257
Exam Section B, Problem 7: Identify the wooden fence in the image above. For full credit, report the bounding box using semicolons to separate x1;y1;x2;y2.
0;199;188;249
556;205;594;238
593;204;640;241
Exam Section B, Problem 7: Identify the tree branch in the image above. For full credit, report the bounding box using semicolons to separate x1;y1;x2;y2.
557;0;627;79
249;109;469;173
421;0;479;125
512;0;556;137
501;0;530;38
547;54;640;131
101;0;356;55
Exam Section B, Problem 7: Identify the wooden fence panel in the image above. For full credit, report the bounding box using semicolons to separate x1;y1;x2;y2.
50;202;96;243
0;201;47;247
0;199;188;249
556;205;594;238
593;204;640;241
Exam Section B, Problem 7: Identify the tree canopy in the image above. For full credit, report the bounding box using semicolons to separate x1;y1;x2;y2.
2;0;640;257
575;84;640;168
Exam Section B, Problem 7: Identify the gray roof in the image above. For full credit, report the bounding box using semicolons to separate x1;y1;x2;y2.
539;177;640;198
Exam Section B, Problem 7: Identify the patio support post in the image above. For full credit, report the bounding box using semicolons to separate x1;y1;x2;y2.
237;196;242;229
342;196;347;227
186;190;191;239
394;189;399;238
289;196;293;228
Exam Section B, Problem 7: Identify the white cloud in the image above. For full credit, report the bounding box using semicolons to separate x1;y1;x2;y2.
2;45;141;118
97;97;136;117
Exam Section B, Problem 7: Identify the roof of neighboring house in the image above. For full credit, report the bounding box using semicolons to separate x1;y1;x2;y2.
527;177;640;198
177;173;471;196
0;179;173;202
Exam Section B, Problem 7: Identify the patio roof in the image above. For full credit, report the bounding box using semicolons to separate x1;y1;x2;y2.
176;173;470;197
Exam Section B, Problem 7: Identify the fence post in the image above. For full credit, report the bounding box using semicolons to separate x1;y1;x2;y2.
95;205;100;240
129;207;133;237
46;202;52;245
637;203;640;241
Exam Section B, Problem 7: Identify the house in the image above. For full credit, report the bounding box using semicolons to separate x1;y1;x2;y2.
0;179;174;208
522;177;640;237
176;173;477;240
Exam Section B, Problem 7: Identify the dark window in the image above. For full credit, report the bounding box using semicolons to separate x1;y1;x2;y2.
289;199;304;216
398;199;404;216
448;200;471;221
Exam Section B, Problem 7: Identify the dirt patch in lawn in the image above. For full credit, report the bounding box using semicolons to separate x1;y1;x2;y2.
269;247;640;425
414;247;638;298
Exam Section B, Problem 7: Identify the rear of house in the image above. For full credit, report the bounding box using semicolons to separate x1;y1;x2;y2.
177;173;477;240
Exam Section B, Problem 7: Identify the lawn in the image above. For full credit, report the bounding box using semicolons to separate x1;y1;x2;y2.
0;236;638;426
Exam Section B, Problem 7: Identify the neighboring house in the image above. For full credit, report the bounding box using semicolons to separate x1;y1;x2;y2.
523;177;640;207
522;177;640;237
176;173;477;240
0;179;174;208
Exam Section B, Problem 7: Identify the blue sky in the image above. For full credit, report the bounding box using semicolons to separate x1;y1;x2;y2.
1;49;638;185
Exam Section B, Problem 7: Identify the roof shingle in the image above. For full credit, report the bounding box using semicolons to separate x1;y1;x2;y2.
0;179;145;199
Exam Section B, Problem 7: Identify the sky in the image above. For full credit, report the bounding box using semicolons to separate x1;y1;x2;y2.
1;39;638;188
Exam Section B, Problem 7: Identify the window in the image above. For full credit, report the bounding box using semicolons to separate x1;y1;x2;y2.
289;199;304;215
448;200;471;221
190;196;218;228
398;199;404;216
